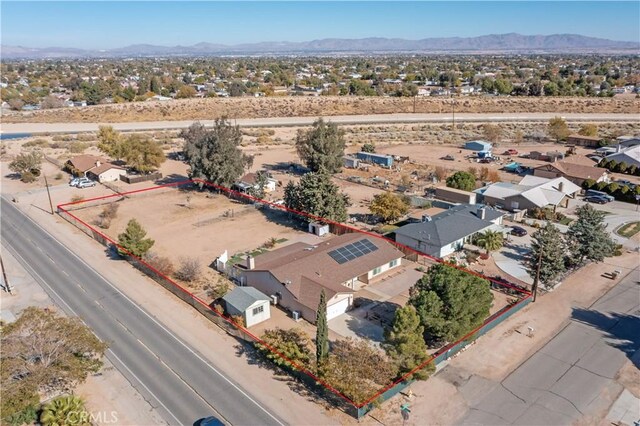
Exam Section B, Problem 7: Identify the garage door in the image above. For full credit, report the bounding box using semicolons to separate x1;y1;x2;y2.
326;298;350;320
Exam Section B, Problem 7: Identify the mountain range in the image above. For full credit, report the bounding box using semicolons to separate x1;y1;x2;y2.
2;33;638;58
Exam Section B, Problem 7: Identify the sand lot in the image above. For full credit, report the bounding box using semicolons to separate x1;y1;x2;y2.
70;189;312;266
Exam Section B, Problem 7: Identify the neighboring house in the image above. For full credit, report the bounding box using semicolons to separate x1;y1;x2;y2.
529;151;565;162
243;232;404;322
65;155;108;176
477;176;581;212
86;162;126;183
533;161;609;186
434;186;477;205
566;134;601;148
222;286;271;327
464;140;492;152
615;136;640;149
604;145;640;169
394;204;505;258
235;172;277;193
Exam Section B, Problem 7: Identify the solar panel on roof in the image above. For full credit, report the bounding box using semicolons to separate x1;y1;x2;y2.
328;238;379;264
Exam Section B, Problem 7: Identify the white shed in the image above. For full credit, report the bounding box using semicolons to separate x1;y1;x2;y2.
308;222;330;236
222;287;271;327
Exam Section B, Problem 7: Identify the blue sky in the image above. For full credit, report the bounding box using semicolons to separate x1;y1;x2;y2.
2;1;639;49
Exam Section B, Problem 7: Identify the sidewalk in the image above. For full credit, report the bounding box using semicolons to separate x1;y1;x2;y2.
12;192;341;425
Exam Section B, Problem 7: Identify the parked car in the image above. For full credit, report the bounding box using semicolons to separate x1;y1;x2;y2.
615;179;636;189
585;189;614;202
69;177;82;187
510;226;528;237
76;178;96;188
585;196;609;204
198;417;224;426
441;154;455;161
503;149;518;155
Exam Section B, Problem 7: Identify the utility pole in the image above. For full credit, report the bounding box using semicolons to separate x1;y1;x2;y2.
44;175;54;215
532;243;543;302
0;254;12;294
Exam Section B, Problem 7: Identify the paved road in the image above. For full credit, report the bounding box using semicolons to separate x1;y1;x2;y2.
2;112;638;135
459;268;640;425
1;197;285;426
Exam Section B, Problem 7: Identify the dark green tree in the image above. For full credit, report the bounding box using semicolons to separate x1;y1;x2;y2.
284;171;350;222
315;290;329;368
181;120;250;187
150;77;161;94
527;223;566;288
446;171;476;192
409;264;493;343
383;305;433;380
295;118;346;174
117;219;155;258
361;143;376;153
567;204;615;264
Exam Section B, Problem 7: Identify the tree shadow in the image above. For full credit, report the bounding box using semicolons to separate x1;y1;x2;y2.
154;173;191;186
262;161;309;176
571;306;640;369
257;205;309;231
4;172;22;180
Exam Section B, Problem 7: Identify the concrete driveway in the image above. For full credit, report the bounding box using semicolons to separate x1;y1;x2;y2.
493;229;534;285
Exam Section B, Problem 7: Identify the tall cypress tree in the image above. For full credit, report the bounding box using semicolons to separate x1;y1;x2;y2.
315;290;329;368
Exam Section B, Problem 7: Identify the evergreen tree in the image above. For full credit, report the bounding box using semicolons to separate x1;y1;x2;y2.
567;204;615;264
295;118;346;173
117;219;155;258
383;305;433;380
315;290;329;368
527;223;566;288
180;120;251;187
409;264;492;343
284;171;350;222
446;171;476;191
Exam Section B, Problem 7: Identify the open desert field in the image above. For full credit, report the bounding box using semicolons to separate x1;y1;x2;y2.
3;95;639;124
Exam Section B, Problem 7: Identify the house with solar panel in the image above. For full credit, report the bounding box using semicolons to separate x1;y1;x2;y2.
241;233;404;322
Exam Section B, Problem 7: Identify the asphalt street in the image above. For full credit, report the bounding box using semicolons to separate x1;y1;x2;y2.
1;197;286;426
2;112;638;135
459;267;640;425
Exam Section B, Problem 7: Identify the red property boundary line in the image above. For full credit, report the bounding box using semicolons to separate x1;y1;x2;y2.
57;178;532;412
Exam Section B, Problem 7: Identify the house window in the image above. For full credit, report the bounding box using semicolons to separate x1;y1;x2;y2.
389;259;398;268
372;266;382;276
252;305;264;316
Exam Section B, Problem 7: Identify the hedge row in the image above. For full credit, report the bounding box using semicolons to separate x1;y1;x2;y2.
598;159;640;176
582;179;640;203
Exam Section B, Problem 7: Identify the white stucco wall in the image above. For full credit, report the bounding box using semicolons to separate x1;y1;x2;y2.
366;257;402;281
244;300;271;327
99;168;126;182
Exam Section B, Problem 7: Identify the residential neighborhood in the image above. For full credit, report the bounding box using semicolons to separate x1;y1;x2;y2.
1;2;639;426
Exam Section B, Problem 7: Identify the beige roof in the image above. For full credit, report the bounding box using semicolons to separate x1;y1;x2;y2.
251;232;404;311
66;155;108;173
536;161;607;180
89;162;125;176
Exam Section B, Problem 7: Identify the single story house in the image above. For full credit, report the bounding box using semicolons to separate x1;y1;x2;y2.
236;172;278;193
533;161;609;186
395;204;505;258
604;145;640;169
477;176;581;212
566;134;601;148
86;162;126;183
65;155;108;176
616;136;640;149
464;140;492;152
222;286;271;327
243;233;404;322
434;186;477;205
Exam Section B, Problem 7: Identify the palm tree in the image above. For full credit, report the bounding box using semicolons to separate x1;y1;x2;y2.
40;395;88;426
476;230;504;254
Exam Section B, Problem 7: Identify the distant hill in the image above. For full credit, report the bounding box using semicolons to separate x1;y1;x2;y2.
2;33;638;58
